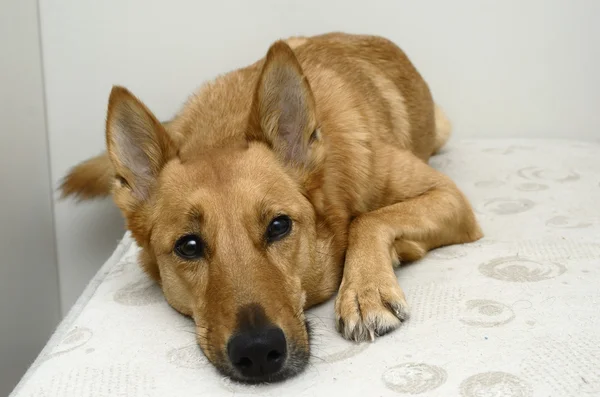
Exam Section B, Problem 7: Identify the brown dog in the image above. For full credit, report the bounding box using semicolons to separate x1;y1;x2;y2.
61;32;482;383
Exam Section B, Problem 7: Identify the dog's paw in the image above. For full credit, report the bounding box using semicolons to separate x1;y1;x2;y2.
334;277;409;342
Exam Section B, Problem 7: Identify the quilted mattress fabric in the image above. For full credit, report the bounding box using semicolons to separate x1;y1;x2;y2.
10;139;600;397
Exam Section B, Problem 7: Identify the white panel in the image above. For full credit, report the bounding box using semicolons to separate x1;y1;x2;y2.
0;0;61;394
39;0;600;312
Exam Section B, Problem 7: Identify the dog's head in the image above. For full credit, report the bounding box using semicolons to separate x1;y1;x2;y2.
105;42;325;383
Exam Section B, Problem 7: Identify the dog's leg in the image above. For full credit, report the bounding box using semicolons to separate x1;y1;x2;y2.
335;151;482;341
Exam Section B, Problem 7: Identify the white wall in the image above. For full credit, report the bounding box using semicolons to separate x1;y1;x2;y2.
39;0;600;312
0;0;61;394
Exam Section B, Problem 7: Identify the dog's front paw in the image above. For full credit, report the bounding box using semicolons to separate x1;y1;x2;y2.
334;277;409;342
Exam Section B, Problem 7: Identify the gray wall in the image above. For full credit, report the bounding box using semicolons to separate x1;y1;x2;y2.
0;0;61;394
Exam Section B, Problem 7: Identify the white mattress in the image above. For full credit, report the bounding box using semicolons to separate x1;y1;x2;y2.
11;139;600;397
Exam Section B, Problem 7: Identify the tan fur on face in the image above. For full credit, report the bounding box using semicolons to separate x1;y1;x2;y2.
150;145;314;366
61;32;482;381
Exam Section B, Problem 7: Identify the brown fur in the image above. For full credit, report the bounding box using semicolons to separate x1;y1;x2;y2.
61;32;482;382
59;153;114;200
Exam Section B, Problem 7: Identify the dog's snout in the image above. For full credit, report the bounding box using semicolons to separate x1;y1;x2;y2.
227;326;287;379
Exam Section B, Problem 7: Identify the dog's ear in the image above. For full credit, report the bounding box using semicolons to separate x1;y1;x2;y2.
106;86;176;201
250;41;319;168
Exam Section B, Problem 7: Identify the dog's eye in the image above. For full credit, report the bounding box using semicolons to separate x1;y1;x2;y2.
266;215;292;243
174;235;204;259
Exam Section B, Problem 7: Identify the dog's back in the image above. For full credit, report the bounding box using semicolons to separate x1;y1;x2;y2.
298;33;440;158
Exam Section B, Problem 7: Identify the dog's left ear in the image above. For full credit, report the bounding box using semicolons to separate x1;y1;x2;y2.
250;41;319;168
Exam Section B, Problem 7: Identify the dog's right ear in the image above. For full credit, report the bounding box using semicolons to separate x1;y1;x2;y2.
106;86;176;201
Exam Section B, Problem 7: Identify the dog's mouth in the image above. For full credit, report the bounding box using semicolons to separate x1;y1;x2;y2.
205;319;312;384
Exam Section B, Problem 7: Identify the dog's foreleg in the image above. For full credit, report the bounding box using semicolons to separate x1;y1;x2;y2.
335;153;482;342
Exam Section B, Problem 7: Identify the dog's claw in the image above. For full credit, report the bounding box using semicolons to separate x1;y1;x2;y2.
369;329;375;342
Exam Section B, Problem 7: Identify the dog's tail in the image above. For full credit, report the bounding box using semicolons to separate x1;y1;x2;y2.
60;152;113;200
432;104;452;154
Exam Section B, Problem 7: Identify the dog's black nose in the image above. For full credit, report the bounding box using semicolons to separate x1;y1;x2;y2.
227;326;287;379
